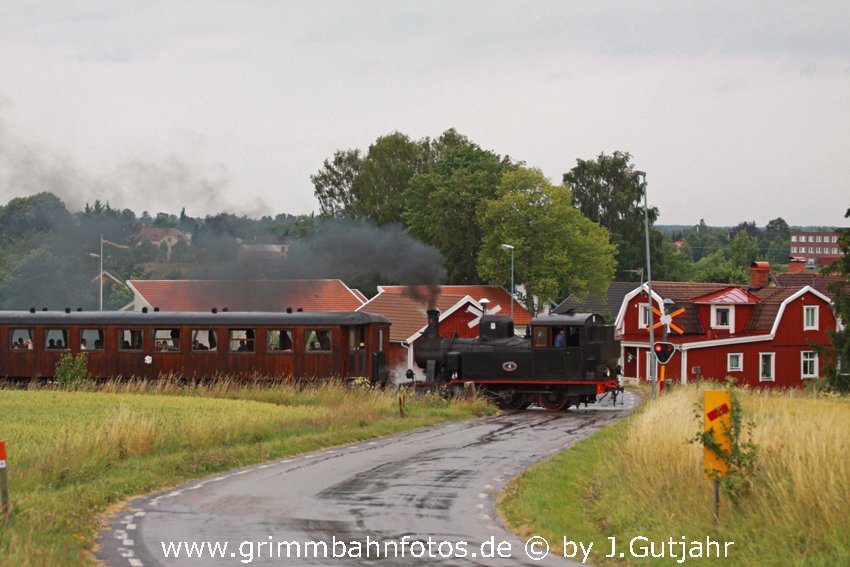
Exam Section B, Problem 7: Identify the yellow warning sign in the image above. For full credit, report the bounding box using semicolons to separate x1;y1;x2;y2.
703;390;731;479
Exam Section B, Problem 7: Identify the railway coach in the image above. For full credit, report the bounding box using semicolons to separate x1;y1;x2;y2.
0;309;390;383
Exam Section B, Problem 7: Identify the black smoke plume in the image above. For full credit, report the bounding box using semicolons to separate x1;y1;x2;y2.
284;220;445;306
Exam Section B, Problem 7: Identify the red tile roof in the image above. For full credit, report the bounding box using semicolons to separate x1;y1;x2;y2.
127;280;365;312
358;292;473;342
138;226;189;243
377;285;532;325
774;273;845;298
632;280;828;335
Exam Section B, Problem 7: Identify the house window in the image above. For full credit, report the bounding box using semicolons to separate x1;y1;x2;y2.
816;235;822;242
759;353;775;382
801;351;818;379
791;235;798;242
833;247;839;254
790;246;796;253
711;305;734;330
638;303;652;329
816;247;822;254
808;247;814;253
727;353;743;372
803;305;819;330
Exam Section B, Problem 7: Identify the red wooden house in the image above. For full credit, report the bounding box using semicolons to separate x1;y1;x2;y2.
615;262;837;388
358;285;532;382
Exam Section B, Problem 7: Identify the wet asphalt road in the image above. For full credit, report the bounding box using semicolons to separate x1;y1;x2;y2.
98;390;638;567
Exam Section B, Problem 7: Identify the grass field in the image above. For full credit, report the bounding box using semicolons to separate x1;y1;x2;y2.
0;379;494;566
500;383;850;566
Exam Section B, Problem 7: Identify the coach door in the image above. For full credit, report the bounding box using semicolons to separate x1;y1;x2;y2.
347;325;367;378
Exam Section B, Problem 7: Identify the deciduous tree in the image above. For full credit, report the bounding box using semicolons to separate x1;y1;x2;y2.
563;151;660;281
477;168;616;314
405;141;515;283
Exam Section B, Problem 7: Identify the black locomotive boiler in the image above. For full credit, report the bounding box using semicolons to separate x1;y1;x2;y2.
414;309;621;410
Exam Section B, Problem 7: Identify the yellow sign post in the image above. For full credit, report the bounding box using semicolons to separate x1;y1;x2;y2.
703;390;732;478
704;391;732;528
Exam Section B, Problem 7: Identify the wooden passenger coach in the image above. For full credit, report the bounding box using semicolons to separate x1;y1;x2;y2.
0;311;391;382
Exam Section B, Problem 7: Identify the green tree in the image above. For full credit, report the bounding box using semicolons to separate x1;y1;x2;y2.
760;217;790;264
820;206;850;392
405;141;515;283
311;149;363;218
563;151;661;281
729;231;760;267
311;129;470;226
691;251;749;284
477;168;616;314
350;132;429;226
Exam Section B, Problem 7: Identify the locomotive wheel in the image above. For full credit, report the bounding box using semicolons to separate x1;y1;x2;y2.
497;392;528;410
539;390;568;412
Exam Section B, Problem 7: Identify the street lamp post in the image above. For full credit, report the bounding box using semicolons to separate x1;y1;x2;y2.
634;170;658;401
500;244;515;320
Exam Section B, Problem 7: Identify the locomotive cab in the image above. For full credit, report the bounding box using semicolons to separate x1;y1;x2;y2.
529;312;618;382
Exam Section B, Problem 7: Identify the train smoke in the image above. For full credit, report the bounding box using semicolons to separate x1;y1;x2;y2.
283;220;446;307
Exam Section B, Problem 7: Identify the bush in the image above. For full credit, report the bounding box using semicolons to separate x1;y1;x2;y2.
55;352;94;389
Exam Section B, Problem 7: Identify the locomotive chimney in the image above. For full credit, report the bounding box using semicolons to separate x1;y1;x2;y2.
426;309;440;338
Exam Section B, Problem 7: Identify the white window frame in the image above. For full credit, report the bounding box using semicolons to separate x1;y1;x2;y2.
711;305;734;330
801;351;818;379
791;235;798;242
727;352;743;372
803;305;819;331
638;302;651;329
816;235;822;243
759;352;775;382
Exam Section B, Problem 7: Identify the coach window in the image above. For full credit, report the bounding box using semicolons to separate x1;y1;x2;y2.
306;329;332;352
349;326;366;350
45;328;70;350
154;328;181;352
9;328;33;350
267;329;293;352
191;329;217;351
119;329;143;351
230;329;255;353
80;329;104;351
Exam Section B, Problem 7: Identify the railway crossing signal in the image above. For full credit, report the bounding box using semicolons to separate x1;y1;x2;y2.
653;342;676;365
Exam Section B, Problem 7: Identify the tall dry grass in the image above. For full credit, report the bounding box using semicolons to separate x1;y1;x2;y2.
599;383;850;564
502;383;850;566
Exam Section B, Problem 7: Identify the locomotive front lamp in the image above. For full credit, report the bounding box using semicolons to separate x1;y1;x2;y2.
500;244;515;321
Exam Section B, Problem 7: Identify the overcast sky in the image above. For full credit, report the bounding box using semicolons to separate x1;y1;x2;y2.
0;1;848;226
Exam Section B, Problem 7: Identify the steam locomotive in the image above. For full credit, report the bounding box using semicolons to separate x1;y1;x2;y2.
413;308;622;410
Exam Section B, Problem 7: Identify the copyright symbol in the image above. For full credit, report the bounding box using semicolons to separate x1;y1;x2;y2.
525;536;549;561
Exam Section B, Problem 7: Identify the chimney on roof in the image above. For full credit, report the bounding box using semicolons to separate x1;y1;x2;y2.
749;261;770;289
787;257;807;274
